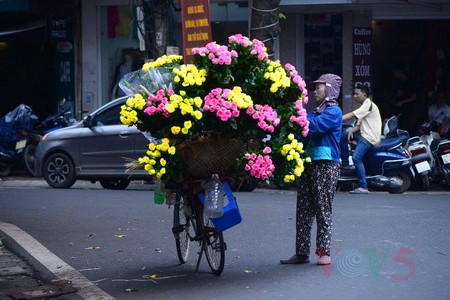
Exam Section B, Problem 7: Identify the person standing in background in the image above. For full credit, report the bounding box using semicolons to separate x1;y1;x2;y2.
427;90;450;135
111;49;139;98
280;73;342;266
390;63;417;133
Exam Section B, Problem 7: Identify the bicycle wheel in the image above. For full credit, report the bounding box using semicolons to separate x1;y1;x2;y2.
173;192;192;264
202;212;226;275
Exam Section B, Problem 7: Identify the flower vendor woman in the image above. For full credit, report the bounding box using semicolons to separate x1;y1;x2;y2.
281;73;342;266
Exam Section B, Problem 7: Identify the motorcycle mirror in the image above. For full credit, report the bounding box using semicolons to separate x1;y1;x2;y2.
383;115;399;136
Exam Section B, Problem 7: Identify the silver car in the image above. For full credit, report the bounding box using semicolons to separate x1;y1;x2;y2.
34;97;152;189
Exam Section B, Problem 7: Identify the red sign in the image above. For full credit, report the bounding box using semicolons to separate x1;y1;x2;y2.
180;0;212;63
352;27;372;88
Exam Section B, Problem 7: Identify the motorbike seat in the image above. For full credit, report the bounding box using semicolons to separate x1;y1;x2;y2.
369;137;402;154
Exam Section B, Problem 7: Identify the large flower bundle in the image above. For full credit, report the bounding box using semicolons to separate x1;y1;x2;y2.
119;34;310;185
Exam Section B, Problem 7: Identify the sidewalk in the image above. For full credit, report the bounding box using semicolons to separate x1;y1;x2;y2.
0;242;79;299
0;173;76;298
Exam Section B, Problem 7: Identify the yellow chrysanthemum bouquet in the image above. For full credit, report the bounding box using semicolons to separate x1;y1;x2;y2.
119;34;310;185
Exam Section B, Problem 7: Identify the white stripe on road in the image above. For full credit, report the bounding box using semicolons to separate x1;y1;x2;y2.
0;221;115;300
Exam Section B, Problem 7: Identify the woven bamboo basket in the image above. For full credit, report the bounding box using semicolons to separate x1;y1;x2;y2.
177;133;258;180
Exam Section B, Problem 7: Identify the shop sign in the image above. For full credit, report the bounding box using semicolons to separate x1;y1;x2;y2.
49;17;68;41
56;41;73;53
55;37;75;118
352;27;372;88
180;0;212;63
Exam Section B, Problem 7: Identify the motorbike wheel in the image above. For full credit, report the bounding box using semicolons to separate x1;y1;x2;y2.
417;174;430;191
385;171;411;194
100;179;130;190
0;164;13;177
43;153;76;188
22;143;37;176
337;181;356;192
444;166;450;190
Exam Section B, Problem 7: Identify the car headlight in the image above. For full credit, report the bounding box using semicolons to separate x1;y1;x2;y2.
41;134;49;141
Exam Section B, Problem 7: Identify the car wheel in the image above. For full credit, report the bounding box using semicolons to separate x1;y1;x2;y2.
43;153;76;188
100;179;130;190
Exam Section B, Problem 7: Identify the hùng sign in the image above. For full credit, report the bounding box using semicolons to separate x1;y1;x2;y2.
352;27;372;88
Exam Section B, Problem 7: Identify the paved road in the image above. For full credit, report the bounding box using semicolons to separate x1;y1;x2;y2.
0;181;449;299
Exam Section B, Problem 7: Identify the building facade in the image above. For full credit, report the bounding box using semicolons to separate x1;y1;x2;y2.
79;0;450;132
278;0;450;125
1;0;449;133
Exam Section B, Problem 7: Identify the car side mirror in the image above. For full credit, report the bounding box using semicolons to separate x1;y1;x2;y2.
83;115;93;127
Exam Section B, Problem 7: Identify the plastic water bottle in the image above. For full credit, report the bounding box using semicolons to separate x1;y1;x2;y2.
204;174;225;218
153;179;165;205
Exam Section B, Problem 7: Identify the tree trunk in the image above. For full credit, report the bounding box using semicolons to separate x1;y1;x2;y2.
249;0;281;58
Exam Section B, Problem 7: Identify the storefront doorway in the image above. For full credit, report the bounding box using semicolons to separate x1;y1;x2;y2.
372;19;450;134
0;1;77;121
0;30;55;119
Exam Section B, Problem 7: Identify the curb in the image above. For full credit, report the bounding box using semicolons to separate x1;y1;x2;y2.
0;177;154;190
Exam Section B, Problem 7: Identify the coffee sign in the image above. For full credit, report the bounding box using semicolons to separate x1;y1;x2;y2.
353;27;372;88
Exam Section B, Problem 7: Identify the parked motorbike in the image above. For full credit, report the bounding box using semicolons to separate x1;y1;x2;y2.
404;136;432;190
419;120;450;189
0;152;20;176
338;115;414;194
0;104;39;176
0;101;72;176
18;106;72;175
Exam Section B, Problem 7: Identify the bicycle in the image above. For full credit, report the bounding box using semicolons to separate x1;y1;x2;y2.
171;181;227;275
